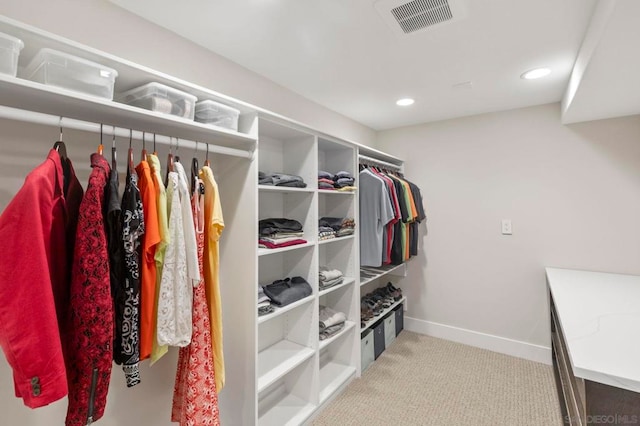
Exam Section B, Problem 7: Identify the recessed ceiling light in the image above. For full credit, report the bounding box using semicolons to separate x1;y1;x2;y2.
396;98;415;106
521;68;551;80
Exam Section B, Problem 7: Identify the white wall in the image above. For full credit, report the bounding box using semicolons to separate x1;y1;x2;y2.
377;103;640;361
0;0;376;147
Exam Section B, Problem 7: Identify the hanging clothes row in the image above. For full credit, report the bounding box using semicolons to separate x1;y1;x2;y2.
0;126;225;426
359;162;426;267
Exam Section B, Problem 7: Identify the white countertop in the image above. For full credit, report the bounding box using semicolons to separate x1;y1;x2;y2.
546;267;640;393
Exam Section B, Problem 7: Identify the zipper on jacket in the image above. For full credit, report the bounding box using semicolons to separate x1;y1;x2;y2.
86;367;98;426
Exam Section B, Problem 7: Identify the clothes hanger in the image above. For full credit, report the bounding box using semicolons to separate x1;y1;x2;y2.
53;117;68;159
140;131;147;162
111;126;117;172
53;117;70;194
153;133;157;156
165;137;174;186
128;128;135;175
191;142;199;194
97;123;104;156
204;143;211;168
174;138;181;163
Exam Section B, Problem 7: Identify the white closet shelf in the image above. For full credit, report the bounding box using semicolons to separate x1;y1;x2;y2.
258;241;315;256
361;297;406;333
318;189;356;195
360;263;407;287
258;295;314;325
0;16;257;116
318;235;355;245
319;277;356;297
319;362;357;404
258;185;315;194
258;393;316;426
0;75;256;150
258;340;315;393
319;321;355;350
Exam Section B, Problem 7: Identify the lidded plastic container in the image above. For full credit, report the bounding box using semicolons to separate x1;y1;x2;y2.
119;82;197;120
24;48;118;100
0;32;24;77
195;100;240;131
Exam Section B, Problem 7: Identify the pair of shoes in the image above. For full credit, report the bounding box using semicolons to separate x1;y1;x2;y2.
373;288;395;304
362;296;384;316
386;282;402;300
361;300;374;322
368;290;392;308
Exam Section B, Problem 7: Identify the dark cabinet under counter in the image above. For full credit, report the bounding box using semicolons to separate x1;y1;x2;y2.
547;268;640;426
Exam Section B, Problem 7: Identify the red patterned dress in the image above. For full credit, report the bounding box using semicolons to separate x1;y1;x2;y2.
171;177;220;425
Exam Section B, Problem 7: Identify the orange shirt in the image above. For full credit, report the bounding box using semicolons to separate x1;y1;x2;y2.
135;160;161;360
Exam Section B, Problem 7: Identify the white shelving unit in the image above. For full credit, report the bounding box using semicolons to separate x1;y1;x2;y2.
0;15;412;426
255;126;360;425
257;119;319;425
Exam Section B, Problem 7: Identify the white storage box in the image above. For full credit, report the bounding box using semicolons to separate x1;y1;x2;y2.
24;48;118;100
119;82;197;120
0;32;24;77
195;100;240;131
361;330;375;372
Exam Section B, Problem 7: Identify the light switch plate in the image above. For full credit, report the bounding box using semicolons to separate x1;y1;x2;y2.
501;219;512;235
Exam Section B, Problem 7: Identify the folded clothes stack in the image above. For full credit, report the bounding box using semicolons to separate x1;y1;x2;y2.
259;171;307;188
319;305;347;340
318;170;356;191
262;276;312;307
319;226;335;241
259;218;307;249
337;218;355;237
333;171;356;191
319;217;356;238
258;287;274;316
319;266;344;289
318;170;335;190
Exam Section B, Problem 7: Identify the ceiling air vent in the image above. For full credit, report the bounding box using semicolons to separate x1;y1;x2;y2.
375;0;467;37
392;0;453;34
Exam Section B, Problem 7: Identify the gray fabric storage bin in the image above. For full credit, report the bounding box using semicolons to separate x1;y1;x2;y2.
384;312;396;347
372;319;385;359
361;329;375;372
394;303;404;336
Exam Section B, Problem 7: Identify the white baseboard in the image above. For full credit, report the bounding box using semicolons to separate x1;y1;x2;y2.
404;317;552;365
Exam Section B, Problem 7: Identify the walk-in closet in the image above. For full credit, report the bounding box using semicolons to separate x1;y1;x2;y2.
1;1;640;426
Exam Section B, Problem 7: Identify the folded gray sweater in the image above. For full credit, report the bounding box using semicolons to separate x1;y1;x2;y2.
319;305;347;330
319;267;343;282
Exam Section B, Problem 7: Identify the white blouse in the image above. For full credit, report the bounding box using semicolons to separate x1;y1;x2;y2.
157;165;199;347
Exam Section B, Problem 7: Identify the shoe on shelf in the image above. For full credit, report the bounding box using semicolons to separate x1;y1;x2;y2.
386;282;402;299
361;300;374;321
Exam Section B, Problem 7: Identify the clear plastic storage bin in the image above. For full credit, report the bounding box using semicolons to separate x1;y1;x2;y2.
195;100;240;131
119;82;197;120
24;48;118;100
0;32;24;77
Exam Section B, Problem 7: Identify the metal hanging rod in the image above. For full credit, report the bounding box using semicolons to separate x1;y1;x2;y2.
358;154;403;170
0;104;254;160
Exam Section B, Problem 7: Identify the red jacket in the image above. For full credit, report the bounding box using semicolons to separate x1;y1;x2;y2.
0;149;82;408
65;154;113;425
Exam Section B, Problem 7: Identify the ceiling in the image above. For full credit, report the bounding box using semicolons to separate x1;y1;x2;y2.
109;0;599;130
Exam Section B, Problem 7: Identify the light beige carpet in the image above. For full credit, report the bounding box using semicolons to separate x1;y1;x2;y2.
313;331;562;426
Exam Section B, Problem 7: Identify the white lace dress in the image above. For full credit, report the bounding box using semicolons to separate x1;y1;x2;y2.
157;167;199;347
